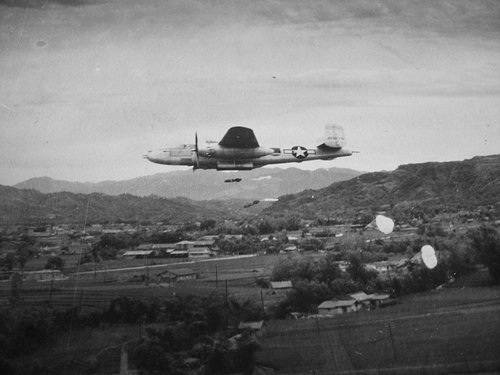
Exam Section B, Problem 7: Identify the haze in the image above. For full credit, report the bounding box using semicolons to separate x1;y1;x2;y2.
0;0;499;185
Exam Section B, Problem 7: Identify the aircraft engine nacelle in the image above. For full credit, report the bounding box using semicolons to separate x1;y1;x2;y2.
217;161;254;170
215;147;275;159
323;124;346;149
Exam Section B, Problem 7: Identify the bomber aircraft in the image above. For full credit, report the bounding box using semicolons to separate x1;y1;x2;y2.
144;124;353;171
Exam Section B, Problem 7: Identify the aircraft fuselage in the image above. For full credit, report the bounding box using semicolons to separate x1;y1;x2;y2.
145;143;352;170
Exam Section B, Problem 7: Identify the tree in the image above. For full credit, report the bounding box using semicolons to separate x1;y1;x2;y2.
200;219;216;231
347;253;377;285
44;256;64;271
469;225;500;282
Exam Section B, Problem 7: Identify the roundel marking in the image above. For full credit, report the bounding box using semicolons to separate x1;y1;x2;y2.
291;146;308;159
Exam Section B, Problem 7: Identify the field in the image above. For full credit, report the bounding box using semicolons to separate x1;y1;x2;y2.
0;254;285;312
256;285;500;374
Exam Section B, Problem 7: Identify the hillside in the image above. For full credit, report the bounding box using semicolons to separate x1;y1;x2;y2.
14;167;362;200
0;185;240;225
264;155;500;220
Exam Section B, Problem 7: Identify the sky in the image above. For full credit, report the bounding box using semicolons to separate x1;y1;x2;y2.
0;0;499;185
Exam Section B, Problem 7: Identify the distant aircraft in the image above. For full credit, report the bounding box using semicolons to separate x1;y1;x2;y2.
145;124;353;171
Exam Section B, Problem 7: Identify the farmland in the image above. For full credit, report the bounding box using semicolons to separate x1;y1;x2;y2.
256;285;500;374
0;254;285;312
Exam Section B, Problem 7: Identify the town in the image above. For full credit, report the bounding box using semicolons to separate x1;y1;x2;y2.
1;202;499;373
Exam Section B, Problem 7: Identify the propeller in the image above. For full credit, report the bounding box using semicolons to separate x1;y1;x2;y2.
193;132;199;171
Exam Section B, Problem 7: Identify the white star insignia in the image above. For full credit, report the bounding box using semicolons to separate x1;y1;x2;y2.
292;146;308;159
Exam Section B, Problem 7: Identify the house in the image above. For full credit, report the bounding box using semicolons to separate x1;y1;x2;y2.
368;293;391;308
238;320;265;337
188;247;211;259
174;240;214;258
223;234;243;240
23;269;66;282
318;299;357;315
175;240;215;250
280;245;298;254
349;292;372;310
123;250;153;259
157;268;198;282
333;261;349;272
169;250;188;258
136;243;153;251
39;245;62;255
270;280;293;290
366;261;400;279
151;244;175;257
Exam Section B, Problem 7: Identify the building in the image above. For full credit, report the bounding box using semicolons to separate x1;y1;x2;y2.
174;240;215;258
188;247;211;259
157;268;198;282
368;293;391;308
280;245;298;254
123;250;153;259
22;269;66;282
237;320;265;337
151;244;175;257
318;299;357;315
270;280;293;290
349;292;372;311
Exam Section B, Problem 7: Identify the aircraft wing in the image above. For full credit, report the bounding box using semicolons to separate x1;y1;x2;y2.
218;126;260;148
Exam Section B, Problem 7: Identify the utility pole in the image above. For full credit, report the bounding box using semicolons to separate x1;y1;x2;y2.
49;267;55;303
215;265;218;289
225;279;228;306
145;254;149;286
260;289;265;319
387;321;398;362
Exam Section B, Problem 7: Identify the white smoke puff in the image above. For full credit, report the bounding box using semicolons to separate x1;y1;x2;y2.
375;215;395;234
421;245;438;269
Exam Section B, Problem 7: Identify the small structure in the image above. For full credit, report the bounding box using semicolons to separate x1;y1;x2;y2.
280;245;298;254
151;244;175;257
188;247;211;259
349;292;372;311
122;250;153;259
270;280;293;290
238;320;265;337
157;268;198;282
169;250;188;258
318;299;357;315
23;269;66;282
368;293;391;308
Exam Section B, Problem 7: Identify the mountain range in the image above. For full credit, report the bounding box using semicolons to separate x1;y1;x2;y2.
264;155;500;220
14;167;363;200
3;155;499;225
0;185;247;225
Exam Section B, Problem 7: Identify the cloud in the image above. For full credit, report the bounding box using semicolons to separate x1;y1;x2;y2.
253;0;500;36
0;0;103;8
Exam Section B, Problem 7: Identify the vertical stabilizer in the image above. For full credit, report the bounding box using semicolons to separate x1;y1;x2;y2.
323;124;346;148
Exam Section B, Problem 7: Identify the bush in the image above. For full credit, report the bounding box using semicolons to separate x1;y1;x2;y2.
469;225;500;282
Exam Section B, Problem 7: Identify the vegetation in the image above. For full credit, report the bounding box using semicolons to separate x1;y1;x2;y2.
269;229;483;317
0;293;262;374
469;225;500;282
44;256;64;270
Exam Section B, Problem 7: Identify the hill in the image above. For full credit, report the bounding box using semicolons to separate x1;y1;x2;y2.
264;155;500;220
0;185;240;225
14;167;362;200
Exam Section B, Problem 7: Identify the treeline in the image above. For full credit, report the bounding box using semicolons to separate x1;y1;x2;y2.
0;292;263;374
